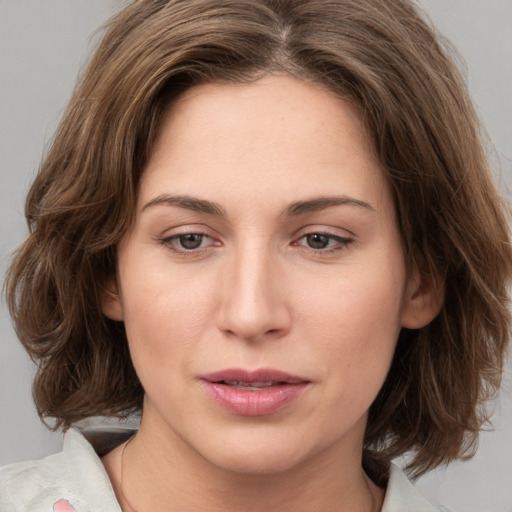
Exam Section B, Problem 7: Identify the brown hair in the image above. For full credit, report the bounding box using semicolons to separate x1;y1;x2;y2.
5;0;511;478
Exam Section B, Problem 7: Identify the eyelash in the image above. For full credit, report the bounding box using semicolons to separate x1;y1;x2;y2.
159;231;354;256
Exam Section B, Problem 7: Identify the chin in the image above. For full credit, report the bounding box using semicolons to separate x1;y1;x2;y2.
211;448;307;476
195;428;319;476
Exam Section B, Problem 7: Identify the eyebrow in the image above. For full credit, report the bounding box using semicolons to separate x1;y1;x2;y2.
142;194;226;215
142;194;375;217
283;196;375;216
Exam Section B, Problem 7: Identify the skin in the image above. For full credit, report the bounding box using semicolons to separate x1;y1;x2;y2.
102;74;441;511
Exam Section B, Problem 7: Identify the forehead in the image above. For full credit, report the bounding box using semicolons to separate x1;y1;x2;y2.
139;74;390;217
154;75;375;163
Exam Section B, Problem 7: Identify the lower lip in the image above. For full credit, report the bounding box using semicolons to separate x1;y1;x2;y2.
201;381;309;416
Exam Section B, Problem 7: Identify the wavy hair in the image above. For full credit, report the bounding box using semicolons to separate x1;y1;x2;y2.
5;0;511;478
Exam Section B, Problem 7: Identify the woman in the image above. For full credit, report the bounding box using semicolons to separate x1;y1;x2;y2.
1;1;510;511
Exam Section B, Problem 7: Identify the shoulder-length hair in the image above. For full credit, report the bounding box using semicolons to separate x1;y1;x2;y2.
6;0;511;477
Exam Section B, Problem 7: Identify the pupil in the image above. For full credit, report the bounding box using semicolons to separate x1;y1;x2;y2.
307;233;329;249
180;234;202;249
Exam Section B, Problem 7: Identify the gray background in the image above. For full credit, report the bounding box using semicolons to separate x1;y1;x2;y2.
1;1;511;511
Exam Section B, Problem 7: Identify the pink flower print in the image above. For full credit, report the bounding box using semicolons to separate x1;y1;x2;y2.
53;499;76;512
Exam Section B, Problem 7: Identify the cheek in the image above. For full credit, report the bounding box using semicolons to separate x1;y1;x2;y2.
304;268;404;334
294;273;404;437
298;258;406;380
118;257;219;368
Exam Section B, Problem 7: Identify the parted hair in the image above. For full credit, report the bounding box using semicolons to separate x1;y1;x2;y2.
5;0;511;478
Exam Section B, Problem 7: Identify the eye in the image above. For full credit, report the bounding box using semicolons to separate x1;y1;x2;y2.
305;233;333;250
177;233;206;250
293;232;353;253
161;232;219;254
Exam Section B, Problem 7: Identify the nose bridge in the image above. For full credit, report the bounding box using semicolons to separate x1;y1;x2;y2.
218;237;289;341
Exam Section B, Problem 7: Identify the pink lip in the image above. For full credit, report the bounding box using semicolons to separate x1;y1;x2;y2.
200;368;310;416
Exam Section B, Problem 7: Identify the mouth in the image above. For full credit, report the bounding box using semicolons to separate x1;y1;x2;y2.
218;380;289;390
200;368;310;416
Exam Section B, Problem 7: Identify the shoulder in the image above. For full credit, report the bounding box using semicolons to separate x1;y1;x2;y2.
382;463;451;512
0;428;122;512
0;444;72;512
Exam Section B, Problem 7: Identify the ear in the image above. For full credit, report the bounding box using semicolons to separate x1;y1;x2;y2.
101;275;124;322
401;267;444;329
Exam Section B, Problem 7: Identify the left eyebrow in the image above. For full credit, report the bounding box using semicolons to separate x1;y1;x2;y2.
283;196;375;216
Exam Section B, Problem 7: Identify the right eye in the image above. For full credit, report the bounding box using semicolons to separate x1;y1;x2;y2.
175;233;207;250
161;232;218;254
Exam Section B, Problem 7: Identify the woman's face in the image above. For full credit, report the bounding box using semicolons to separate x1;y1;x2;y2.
104;74;436;475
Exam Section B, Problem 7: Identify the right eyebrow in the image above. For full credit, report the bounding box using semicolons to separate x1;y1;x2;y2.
141;194;226;216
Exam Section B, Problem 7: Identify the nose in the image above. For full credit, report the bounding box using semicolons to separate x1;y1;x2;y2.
217;245;292;342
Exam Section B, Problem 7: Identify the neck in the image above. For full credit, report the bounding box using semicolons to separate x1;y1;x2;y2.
103;411;384;512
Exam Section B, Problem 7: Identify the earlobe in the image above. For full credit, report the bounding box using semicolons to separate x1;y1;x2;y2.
401;269;444;329
101;276;124;322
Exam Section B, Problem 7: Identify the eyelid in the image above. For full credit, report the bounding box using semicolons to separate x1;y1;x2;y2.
293;224;355;240
159;223;217;240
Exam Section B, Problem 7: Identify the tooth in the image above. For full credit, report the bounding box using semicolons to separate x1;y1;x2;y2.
222;380;277;388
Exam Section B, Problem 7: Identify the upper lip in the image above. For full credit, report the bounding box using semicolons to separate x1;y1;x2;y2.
201;368;309;384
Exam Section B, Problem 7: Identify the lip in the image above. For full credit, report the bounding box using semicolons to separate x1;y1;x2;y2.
200;368;310;416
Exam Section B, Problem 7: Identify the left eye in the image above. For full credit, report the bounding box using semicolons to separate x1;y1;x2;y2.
295;232;352;251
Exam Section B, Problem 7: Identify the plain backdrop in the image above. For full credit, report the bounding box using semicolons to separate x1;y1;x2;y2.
1;1;511;511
